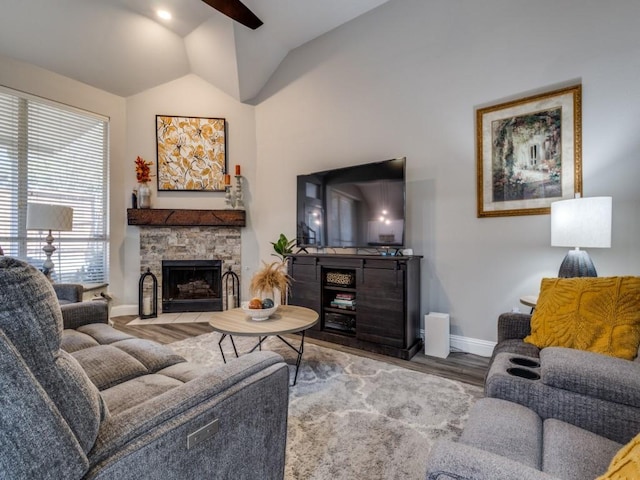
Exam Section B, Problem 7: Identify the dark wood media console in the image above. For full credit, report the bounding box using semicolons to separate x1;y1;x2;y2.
287;254;422;360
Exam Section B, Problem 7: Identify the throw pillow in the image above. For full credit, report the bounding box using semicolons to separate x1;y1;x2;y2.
524;276;640;360
596;432;640;480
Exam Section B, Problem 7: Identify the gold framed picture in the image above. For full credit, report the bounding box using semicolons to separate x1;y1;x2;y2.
476;85;582;217
156;115;227;191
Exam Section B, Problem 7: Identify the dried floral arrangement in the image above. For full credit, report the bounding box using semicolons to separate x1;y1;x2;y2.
250;261;292;303
135;156;154;183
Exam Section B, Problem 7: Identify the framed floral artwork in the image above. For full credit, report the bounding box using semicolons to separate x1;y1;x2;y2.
156;115;227;191
476;85;582;217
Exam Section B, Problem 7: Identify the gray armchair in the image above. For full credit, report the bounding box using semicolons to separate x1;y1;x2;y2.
53;283;84;304
0;257;290;480
51;282;110;328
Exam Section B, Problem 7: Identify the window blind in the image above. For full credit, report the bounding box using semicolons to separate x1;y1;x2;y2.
0;87;109;283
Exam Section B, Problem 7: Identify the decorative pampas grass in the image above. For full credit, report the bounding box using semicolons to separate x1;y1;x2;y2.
250;261;292;303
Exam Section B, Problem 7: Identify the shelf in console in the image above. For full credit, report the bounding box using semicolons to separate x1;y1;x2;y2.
324;326;356;336
324;285;356;293
325;307;356;316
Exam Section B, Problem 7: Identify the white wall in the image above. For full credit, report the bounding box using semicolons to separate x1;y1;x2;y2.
253;0;640;343
0;54;129;305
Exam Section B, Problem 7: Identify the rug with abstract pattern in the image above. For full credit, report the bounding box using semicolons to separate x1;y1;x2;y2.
169;333;483;480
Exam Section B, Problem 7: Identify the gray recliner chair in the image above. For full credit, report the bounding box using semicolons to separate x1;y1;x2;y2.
484;312;640;443
0;257;290;480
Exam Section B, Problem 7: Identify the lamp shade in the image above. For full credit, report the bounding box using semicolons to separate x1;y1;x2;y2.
551;196;612;248
27;203;74;232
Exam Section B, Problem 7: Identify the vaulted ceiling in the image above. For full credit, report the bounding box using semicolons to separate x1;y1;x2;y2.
0;0;389;102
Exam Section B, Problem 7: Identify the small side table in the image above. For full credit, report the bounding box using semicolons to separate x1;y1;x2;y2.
519;295;538;313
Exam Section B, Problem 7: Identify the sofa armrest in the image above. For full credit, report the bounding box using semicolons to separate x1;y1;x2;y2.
86;351;289;479
61;301;109;330
0;330;89;480
497;312;532;342
53;283;84;304
426;441;558;480
541;347;640;407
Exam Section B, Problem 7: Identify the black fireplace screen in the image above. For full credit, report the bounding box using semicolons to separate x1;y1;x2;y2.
162;260;222;313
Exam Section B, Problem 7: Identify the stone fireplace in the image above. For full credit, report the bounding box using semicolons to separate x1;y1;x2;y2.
138;225;242;313
129;208;245;315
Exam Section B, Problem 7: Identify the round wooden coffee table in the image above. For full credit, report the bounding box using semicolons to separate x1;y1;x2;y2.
209;305;319;385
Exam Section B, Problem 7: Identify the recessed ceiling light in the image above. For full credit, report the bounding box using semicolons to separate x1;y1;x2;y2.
157;9;172;20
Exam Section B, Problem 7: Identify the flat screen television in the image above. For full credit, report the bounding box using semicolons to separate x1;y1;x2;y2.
296;157;406;249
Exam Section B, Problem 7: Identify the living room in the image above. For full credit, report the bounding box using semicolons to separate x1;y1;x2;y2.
1;0;638;346
1;0;640;478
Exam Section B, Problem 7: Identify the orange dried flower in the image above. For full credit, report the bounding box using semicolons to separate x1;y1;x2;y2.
135;156;154;183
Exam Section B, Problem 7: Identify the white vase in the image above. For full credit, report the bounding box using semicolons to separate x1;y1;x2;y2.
138;182;151;209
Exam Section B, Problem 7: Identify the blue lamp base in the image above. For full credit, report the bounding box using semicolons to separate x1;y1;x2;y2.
558;249;597;278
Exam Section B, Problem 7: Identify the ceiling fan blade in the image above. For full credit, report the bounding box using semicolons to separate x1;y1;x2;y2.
200;0;263;30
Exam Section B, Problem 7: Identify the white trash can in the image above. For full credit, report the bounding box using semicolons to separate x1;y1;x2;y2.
424;312;450;358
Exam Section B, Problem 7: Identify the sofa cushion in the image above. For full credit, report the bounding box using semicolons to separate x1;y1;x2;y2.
61;329;101;353
72;345;150;390
111;338;185;373
525;276;640;360
77;323;134;344
597;432;640;480
0;257;104;454
543;418;621;480
459;398;542;470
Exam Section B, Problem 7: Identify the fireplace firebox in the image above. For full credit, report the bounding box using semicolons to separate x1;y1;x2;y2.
162;260;222;313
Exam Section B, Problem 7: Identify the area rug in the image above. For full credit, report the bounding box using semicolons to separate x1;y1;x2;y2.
169;333;483;480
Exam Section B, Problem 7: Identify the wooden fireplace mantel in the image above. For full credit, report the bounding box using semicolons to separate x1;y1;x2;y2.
127;208;246;227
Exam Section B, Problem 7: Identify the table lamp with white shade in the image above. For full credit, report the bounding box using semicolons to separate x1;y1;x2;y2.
550;196;612;277
26;203;74;278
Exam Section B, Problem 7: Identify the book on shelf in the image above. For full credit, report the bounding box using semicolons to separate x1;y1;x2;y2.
330;302;356;310
331;298;355;305
335;293;355;300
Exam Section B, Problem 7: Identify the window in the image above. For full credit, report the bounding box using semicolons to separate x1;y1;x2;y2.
0;87;109;283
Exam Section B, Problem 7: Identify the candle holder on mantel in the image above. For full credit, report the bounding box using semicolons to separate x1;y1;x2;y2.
225;175;245;210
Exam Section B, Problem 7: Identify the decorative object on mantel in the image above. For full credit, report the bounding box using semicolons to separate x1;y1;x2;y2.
127;208;246;227
156;115;227;191
138;267;158;319
135;156;154;209
476;84;582;217
224;165;245;209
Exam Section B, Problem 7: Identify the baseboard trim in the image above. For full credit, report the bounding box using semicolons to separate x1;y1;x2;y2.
419;329;495;357
450;335;495;357
110;304;138;317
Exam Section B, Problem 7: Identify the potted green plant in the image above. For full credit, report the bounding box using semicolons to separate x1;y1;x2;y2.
270;233;296;262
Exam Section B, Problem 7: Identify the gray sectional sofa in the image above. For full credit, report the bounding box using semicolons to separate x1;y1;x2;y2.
425;311;638;480
0;257;290;480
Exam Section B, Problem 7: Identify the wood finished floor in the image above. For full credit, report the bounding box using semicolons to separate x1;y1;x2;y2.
111;316;489;387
